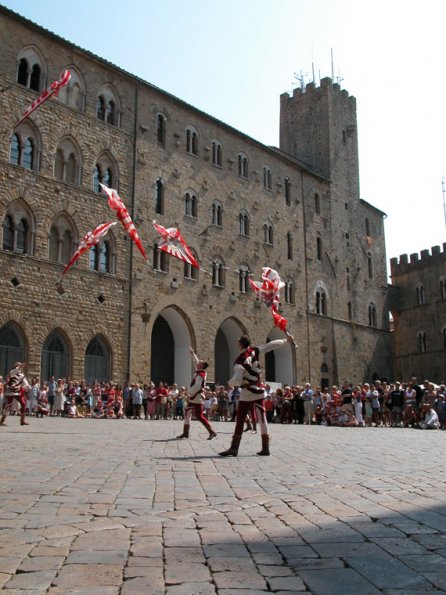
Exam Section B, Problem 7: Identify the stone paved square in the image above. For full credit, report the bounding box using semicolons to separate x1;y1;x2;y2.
1;418;446;593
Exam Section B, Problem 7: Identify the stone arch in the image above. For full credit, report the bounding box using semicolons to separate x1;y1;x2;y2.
16;45;47;91
214;317;248;385
150;305;195;387
56;65;86;111
0;320;27;378
84;334;112;383
41;327;72;381
264;327;295;385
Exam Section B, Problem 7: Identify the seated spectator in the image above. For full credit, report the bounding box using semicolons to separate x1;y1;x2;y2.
418;402;440;429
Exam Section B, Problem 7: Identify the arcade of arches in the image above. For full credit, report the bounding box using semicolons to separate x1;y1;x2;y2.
150;307;296;388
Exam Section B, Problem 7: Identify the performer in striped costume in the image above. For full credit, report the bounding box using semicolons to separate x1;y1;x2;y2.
219;334;292;457
0;362;29;426
177;347;217;440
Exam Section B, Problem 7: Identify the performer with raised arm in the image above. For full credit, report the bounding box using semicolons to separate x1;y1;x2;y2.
219;334;293;457
0;362;30;427
177;347;217;440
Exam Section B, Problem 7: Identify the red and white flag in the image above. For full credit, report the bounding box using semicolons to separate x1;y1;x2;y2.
62;221;117;276
15;69;71;127
100;184;147;261
249;267;289;332
153;221;199;268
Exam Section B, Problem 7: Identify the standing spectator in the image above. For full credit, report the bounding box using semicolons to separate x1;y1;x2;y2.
146;382;157;419
302;383;314;425
156;382;168;420
217;385;228;421
28;377;40;416
54;379;65;416
47;376;57;416
131;383;143;419
390;381;405;426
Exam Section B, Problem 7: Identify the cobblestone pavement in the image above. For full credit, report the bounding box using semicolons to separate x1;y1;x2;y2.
1;418;446;594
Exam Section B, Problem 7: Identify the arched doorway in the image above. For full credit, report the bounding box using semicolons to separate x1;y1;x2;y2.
150;307;193;387
85;336;110;383
41;330;70;381
0;323;26;377
214;318;245;385
320;363;329;389
264;328;294;385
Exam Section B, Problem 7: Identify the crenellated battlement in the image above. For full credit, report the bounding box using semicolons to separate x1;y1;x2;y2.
390;243;446;276
280;77;356;107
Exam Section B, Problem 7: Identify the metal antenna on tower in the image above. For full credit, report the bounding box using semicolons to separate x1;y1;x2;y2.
292;70;307;91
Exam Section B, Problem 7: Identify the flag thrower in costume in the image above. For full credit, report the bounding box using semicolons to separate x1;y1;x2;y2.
249;267;298;348
153;221;199;268
62;221;117;276
14;69;71;128
100;184;148;261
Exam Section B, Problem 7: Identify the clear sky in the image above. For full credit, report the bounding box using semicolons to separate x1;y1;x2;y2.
2;0;445;271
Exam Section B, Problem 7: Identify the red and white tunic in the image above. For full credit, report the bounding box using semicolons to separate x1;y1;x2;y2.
187;353;206;405
229;339;288;402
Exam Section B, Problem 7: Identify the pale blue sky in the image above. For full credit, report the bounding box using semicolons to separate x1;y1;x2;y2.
2;0;446;268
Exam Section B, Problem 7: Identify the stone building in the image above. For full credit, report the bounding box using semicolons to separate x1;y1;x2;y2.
0;6;392;388
390;245;446;383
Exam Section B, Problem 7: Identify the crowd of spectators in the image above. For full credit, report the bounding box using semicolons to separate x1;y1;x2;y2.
0;375;444;430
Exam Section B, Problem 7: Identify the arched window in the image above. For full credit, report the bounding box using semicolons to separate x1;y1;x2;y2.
365;218;371;237
286;232;293;260
0;323;26;378
316;237;322;261
314;193;321;214
185;192;197;218
17;58;28;86
155;179;164;215
186;127;198;155
48;226;59;262
417;331;427;353
212;141;222;166
157;113;166;146
284;177;291;206
2;201;34;255
285;280;294;304
89;235;115;274
96;95;106;121
184;250;199;281
85;336;110;383
263;166;272;190
57;68;85;111
348;302;353;320
263;222;273;245
22;138;34;170
54;138;81;185
41;331;70;381
15;218;28;254
106;100;116;125
212;258;225;287
238;153;248;178
416;285;425;306
153;243;168;272
2;215;14;251
316;290;327;315
239;265;250;293
10;134;21;165
368;303;377;327
239;211;249;236
99;241;111;273
93;153;117;192
367;254;373;279
29;63;41;91
60;229;73;265
212;202;223;227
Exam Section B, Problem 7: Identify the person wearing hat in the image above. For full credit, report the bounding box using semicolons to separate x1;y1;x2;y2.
219;333;293;457
0;362;30;427
176;347;217;440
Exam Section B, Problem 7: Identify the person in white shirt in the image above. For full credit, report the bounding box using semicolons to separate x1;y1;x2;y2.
418;403;440;429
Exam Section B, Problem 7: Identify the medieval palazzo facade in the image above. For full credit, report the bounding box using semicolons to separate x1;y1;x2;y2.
0;6;392;388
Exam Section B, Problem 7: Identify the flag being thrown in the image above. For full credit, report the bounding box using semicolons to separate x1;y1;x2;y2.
14;69;71;128
153;221;199;268
249;267;298;346
62;221;117;276
100;184;147;261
